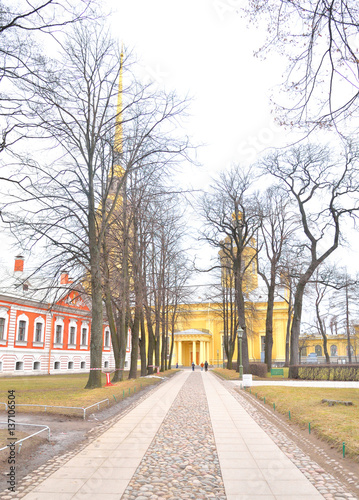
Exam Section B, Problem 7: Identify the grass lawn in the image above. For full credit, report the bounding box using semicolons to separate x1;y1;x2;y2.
0;370;177;417
246;386;359;461
212;367;290;380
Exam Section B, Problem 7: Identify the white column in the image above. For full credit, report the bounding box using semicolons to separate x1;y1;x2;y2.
178;341;182;365
199;341;204;364
192;340;196;364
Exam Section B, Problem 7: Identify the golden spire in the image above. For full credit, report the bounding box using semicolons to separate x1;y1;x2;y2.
113;48;124;176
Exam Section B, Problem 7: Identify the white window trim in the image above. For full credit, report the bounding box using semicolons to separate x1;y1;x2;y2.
16;314;29;344
80;322;89;349
0;308;9;344
33;316;45;346
104;328;111;349
54;317;64;348
68;320;77;349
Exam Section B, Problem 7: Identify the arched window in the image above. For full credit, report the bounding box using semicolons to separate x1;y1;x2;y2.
104;329;110;348
315;345;322;356
347;345;354;355
330;345;337;356
81;322;89;347
68;320;77;347
16;314;28;343
0;308;9;343
33;316;45;344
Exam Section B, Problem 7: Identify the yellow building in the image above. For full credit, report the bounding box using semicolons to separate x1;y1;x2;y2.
172;298;289;367
300;333;358;363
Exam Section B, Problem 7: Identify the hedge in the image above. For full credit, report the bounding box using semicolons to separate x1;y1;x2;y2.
231;362;268;378
293;364;359;381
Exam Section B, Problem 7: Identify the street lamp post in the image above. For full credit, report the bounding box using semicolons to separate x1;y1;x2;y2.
237;326;243;380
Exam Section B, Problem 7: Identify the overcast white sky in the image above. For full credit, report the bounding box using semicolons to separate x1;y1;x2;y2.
2;0;358;281
106;0;291;185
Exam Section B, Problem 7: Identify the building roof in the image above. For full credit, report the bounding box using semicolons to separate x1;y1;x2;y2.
0;266;90;310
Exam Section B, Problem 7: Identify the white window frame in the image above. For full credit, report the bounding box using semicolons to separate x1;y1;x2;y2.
104;328;110;349
54;317;64;347
68;320;77;349
33;316;45;346
80;322;89;349
16;314;29;345
0;308;9;345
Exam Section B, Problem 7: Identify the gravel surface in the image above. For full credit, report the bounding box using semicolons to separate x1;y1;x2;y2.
122;372;226;500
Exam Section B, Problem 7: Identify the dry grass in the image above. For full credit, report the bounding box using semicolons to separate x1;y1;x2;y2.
212;368;241;380
213;367;290;380
0;370;178;416
249;386;359;460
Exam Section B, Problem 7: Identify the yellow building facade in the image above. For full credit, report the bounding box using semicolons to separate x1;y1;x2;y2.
172;299;290;367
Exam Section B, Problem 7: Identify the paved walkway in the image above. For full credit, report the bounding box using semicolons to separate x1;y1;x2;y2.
7;371;358;500
232;380;359;388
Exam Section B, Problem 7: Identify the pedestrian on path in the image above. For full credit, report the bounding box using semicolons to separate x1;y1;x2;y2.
192;361;195;371
200;362;204;371
204;360;208;371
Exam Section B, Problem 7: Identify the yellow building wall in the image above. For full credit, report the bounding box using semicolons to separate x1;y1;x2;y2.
174;300;289;366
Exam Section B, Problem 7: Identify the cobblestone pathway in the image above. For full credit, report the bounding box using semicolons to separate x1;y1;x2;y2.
121;373;226;500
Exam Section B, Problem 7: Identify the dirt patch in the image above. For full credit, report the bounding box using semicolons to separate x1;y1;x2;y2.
0;380;164;495
237;388;359;497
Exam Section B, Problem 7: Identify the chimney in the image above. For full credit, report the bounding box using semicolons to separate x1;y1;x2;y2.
14;255;24;273
60;271;69;285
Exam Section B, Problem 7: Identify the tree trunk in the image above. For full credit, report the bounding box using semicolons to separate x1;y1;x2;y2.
289;279;307;378
146;308;155;375
346;285;352;363
129;306;140;379
104;286;121;383
140;311;147;377
264;281;275;371
85;238;103;389
284;289;292;367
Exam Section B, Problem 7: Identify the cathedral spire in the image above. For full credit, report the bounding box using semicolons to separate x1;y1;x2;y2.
113;48;124;177
114;48;124;156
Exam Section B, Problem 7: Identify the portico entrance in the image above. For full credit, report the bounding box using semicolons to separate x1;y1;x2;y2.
173;329;212;367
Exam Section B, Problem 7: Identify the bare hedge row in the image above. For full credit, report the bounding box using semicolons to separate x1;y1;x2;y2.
295;364;359;381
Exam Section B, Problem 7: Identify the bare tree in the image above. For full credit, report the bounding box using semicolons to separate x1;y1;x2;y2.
2;21;190;388
262;143;359;376
200;166;261;372
0;0;93;156
257;186;297;370
244;1;359;132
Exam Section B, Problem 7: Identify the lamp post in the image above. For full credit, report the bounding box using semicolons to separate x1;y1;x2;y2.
237;326;243;380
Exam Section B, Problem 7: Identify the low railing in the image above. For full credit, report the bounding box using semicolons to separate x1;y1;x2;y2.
0;422;50;453
10;399;110;419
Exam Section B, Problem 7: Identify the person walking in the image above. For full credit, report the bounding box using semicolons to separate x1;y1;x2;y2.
200;362;204;371
204;360;208;372
191;361;195;371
